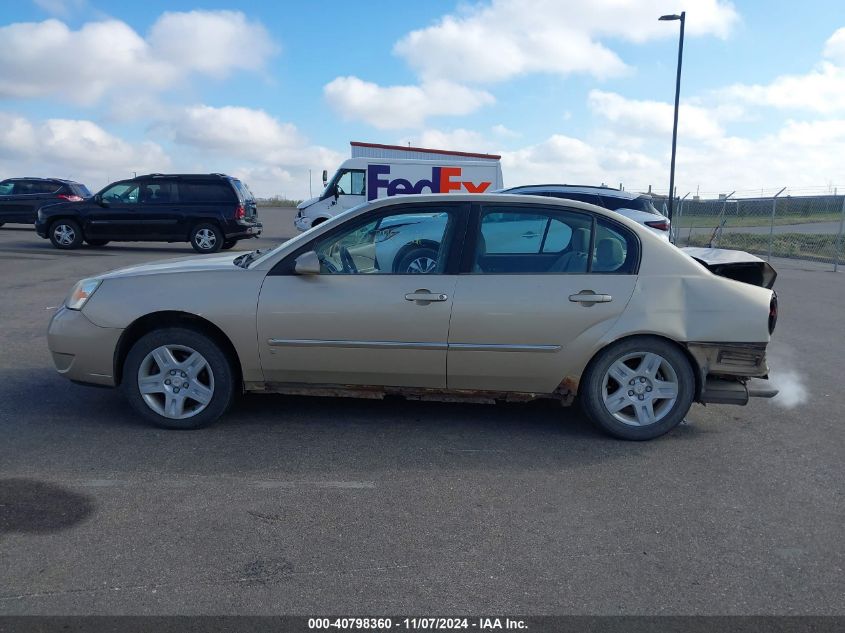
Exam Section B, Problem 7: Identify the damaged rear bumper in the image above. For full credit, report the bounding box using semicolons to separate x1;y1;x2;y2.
686;342;779;405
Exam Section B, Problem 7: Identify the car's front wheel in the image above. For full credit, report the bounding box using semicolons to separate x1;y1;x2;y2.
49;219;83;249
579;336;695;440
121;327;236;429
190;223;223;253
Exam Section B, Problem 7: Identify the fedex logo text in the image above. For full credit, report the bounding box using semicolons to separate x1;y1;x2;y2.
367;164;491;201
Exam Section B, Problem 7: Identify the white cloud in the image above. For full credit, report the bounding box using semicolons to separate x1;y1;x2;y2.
0;11;277;104
492;124;521;139
168;105;341;169
395;0;738;84
33;0;87;17
823;27;845;65
408;128;497;153
0;113;169;187
323;77;494;129
589;90;727;141
722;28;845;114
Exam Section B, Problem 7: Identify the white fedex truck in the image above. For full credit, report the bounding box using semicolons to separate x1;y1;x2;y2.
294;141;503;232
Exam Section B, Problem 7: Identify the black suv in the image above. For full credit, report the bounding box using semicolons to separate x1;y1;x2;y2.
0;178;91;226
36;174;262;253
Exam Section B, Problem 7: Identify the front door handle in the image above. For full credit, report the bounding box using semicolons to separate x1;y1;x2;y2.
569;290;612;306
405;290;449;305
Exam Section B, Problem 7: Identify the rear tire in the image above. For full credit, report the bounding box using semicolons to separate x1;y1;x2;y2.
190;223;223;253
85;239;109;247
121;327;235;430
49;219;83;249
0;222;5;227
579;336;695;441
221;239;238;250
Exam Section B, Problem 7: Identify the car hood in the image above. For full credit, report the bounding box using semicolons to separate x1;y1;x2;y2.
297;197;319;210
97;252;245;280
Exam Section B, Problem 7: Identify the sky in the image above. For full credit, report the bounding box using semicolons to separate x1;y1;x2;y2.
1;0;844;199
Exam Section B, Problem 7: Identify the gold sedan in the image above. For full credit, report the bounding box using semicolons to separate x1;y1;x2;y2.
47;194;778;440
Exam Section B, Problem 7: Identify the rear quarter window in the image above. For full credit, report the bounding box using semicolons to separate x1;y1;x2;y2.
179;181;237;203
592;217;640;274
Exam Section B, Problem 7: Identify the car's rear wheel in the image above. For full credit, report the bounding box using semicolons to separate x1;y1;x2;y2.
579;336;695;440
49;219;83;249
0;222;5;227
397;247;438;274
190;223;223;253
85;239;109;247
121;327;235;429
221;239;238;250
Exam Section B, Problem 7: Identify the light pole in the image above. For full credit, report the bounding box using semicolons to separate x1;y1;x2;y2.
659;11;685;224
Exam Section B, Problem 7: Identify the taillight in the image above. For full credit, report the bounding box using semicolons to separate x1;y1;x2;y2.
645;219;670;231
768;292;778;334
235;205;245;220
57;194;83;202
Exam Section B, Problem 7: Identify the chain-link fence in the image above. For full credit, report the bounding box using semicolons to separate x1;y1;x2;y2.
659;191;845;270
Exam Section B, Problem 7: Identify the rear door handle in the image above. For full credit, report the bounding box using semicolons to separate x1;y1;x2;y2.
405;290;449;304
569;290;612;305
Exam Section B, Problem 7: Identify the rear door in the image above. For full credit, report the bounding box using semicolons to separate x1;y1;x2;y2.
447;203;640;393
139;179;182;239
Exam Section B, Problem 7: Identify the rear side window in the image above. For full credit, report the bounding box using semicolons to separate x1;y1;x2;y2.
179;181;237;203
141;181;179;204
592;218;639;274
14;180;58;194
548;191;602;206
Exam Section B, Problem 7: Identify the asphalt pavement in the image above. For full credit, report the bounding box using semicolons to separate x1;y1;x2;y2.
0;208;843;615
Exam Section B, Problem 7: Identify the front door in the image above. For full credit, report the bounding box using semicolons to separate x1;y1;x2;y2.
85;181;151;240
447;204;640;393
256;203;467;388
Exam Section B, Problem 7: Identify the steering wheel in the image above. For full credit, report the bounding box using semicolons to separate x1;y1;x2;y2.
317;253;339;274
339;246;358;274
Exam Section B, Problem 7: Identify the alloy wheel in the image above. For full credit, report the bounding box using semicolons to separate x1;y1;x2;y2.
406;255;437;274
136;344;215;420
53;224;76;246
195;229;217;250
601;352;679;427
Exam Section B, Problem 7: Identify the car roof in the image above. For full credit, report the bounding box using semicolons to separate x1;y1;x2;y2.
3;177;81;184
502;184;646;200
132;173;238;181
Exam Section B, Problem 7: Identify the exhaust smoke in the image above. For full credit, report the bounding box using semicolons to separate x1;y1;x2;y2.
766;345;809;409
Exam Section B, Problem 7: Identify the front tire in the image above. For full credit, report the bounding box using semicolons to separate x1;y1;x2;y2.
121;327;235;429
49;219;83;249
190;223;223;253
396;247;439;274
579;336;695;441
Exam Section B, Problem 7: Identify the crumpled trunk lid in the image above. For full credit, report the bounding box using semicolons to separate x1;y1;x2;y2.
681;247;777;289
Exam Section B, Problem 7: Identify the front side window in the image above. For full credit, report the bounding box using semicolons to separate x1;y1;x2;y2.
324;169;366;198
101;182;140;204
473;206;591;274
313;208;453;275
0;180;13;195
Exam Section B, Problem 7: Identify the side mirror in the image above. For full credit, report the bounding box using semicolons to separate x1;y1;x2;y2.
94;193;108;207
322;170;328;187
294;251;321;275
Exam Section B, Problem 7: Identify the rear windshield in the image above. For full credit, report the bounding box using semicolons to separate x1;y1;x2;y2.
599;194;661;215
179;181;237;203
71;183;92;197
231;179;254;202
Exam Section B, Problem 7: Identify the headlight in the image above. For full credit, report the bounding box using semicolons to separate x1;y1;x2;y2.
65;278;102;310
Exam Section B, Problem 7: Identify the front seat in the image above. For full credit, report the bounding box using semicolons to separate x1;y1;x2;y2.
593;238;625;272
549;227;589;272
